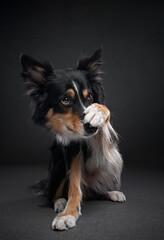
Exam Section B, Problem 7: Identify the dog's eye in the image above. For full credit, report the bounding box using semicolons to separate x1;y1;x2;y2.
86;93;93;101
61;96;71;106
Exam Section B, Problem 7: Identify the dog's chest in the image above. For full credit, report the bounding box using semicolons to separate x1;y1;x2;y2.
81;137;116;194
82;138;108;187
84;137;106;172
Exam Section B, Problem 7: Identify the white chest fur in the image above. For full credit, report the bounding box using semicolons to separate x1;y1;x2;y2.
85;136;106;173
81;127;123;194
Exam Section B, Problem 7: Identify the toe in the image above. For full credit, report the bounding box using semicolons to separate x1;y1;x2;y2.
52;215;76;231
108;191;126;203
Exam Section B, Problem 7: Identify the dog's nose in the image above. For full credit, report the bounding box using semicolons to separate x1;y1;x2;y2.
84;123;98;135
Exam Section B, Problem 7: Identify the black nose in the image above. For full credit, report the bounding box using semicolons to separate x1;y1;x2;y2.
84;123;98;135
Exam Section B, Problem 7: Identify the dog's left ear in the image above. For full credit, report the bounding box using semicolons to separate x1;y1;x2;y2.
77;48;102;73
77;48;104;104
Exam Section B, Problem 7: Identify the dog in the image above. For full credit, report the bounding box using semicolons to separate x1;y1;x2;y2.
21;48;126;231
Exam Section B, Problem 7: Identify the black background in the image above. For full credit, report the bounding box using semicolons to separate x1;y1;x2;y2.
0;0;164;168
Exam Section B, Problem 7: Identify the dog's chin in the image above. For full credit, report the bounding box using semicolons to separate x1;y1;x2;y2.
82;129;99;139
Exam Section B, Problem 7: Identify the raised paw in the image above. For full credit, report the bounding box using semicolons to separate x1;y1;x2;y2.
108;191;126;202
54;198;67;213
84;103;110;128
52;215;76;231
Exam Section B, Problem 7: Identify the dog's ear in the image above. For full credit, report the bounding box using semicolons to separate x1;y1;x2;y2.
77;48;102;73
20;55;53;96
77;48;104;104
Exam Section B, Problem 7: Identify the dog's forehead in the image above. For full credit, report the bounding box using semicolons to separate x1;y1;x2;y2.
69;70;91;91
51;69;89;92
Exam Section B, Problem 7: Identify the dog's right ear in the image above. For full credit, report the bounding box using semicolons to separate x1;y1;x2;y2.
20;55;53;96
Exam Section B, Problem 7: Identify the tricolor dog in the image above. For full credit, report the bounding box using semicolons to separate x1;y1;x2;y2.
21;49;126;231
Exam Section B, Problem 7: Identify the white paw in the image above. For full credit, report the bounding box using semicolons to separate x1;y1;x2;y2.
54;198;67;213
52;215;76;231
84;104;109;128
108;191;126;202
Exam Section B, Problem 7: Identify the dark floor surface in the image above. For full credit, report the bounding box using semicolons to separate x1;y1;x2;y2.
0;165;164;240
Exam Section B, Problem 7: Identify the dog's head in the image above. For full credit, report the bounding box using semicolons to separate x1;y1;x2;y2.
21;49;104;143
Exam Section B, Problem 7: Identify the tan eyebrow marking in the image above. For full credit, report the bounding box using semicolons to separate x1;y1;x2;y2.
65;89;75;98
82;89;89;99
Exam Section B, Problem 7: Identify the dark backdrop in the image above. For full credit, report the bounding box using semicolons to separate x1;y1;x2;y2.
0;0;163;168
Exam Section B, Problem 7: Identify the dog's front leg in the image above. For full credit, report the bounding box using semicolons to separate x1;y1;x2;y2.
52;154;82;231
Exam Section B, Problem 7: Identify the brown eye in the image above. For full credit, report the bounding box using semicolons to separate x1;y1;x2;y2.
61;96;71;106
86;93;93;101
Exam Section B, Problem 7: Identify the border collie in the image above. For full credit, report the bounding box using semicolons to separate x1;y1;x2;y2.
21;48;126;231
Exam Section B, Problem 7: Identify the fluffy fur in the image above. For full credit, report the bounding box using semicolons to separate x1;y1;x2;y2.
21;48;126;231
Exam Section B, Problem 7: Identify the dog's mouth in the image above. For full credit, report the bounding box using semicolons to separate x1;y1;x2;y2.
65;123;98;138
83;123;98;136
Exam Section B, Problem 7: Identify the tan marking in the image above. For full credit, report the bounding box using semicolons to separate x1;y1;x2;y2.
46;108;64;133
59;154;82;219
82;89;89;99
46;108;82;134
65;89;75;98
35;66;45;72
88;61;97;71
94;103;110;121
53;177;67;203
